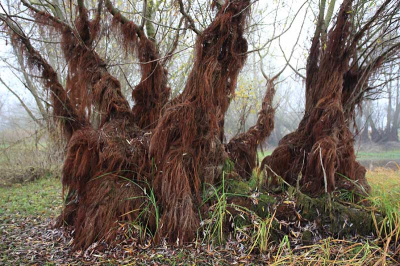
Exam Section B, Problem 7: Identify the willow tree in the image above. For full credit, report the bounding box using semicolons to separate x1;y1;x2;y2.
262;0;400;195
1;0;256;249
1;0;398;251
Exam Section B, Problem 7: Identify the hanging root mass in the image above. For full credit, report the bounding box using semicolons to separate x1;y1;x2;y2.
262;0;371;196
4;0;390;251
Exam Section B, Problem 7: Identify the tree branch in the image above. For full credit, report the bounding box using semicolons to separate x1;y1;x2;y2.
0;12;84;136
0;77;44;128
177;0;200;35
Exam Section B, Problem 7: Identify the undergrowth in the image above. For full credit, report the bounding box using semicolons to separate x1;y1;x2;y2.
197;166;400;264
0;168;399;264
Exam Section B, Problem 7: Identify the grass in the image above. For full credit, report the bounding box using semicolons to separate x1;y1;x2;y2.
0;168;399;264
366;168;400;249
202;176;229;245
367;168;400;203
0;176;63;265
0;176;62;220
357;150;400;161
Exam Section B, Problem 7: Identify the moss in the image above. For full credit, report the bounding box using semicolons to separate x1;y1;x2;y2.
222;159;236;174
225;176;383;239
224;178;276;218
225;179;252;196
296;192;324;219
296;191;381;237
255;194;276;218
302;230;313;244
248;170;260;190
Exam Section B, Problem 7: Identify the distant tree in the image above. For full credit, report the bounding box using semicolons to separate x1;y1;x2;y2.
384;66;400;142
0;94;4;116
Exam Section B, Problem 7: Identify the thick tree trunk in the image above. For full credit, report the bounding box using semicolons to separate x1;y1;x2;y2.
261;0;370;196
149;1;251;243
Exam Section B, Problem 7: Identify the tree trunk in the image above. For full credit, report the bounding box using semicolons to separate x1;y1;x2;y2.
388;76;400;141
149;1;251;242
385;81;393;139
261;0;370;196
360;119;370;142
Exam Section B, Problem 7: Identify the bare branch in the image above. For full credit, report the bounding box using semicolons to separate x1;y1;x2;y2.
0;77;44;127
177;0;200;35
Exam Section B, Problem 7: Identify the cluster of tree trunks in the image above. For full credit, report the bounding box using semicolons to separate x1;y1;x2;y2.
1;0;398;250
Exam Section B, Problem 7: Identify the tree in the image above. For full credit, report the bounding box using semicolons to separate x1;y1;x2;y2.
262;0;399;195
1;0;257;249
359;60;400;143
1;0;398;251
383;65;400;142
0;94;4;116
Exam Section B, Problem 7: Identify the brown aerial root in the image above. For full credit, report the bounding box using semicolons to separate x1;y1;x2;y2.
4;14;85;141
31;2;132;127
65;177;153;249
261;0;371;196
227;78;276;180
60;30;132;127
131;38;170;130
17;1;156;250
149;0;251;244
58;118;153;249
106;1;170;130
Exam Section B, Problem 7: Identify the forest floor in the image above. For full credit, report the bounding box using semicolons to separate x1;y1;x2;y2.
0;167;399;265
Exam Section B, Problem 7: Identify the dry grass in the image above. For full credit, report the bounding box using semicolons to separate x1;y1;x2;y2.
0;129;62;186
268;168;400;265
367;167;400;200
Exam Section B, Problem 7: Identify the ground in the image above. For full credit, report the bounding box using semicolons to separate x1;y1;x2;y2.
0;165;399;265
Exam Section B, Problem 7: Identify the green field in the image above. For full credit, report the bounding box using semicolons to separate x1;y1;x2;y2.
356;150;400;161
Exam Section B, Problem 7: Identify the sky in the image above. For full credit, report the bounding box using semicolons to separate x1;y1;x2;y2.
0;0;340;130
